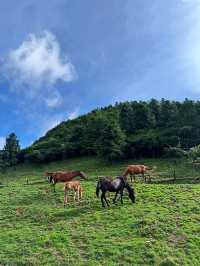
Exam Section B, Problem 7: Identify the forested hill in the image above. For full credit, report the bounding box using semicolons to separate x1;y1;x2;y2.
21;99;200;163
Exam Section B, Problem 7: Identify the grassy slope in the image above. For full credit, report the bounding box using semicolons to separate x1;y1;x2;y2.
0;157;200;265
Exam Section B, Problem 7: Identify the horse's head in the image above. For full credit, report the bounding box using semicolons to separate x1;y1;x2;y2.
79;171;87;180
125;183;135;203
45;171;54;183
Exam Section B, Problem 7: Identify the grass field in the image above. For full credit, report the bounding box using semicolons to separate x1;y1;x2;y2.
1;157;200;265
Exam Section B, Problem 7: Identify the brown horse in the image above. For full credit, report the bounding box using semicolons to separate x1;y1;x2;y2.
63;180;83;207
45;171;69;182
123;165;152;183
45;170;87;192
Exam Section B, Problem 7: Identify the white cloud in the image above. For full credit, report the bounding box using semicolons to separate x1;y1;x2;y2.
68;108;79;120
0;137;5;149
45;92;62;108
4;30;76;89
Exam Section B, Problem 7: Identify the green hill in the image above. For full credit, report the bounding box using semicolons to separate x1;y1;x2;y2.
20;99;200;164
1;156;200;265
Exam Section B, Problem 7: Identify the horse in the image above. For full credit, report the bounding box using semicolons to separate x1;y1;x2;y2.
63;180;83;207
96;176;135;207
123;165;153;183
46;170;87;192
45;171;69;183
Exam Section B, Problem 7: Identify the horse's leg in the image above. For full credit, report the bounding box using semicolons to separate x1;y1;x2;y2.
77;188;80;202
64;190;67;207
80;189;83;200
52;179;56;192
101;192;105;207
143;172;146;183
104;193;110;207
74;190;76;201
113;191;119;204
120;189;124;205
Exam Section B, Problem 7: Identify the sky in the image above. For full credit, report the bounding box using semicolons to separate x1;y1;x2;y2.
0;0;200;148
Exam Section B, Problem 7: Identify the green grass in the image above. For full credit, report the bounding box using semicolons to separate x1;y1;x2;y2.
1;157;200;265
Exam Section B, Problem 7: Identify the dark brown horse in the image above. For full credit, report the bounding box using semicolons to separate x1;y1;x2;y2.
45;171;87;192
96;176;135;207
123;165;152;183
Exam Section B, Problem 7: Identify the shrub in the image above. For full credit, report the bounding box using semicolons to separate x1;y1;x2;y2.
163;147;187;158
188;145;200;162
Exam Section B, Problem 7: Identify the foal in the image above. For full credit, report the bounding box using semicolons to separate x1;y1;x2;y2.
96;176;135;207
64;181;83;207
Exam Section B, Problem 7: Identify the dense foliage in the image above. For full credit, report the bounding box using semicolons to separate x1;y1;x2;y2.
19;99;200;163
0;133;20;169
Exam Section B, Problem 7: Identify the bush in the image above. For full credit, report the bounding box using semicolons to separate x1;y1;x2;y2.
163;147;187;158
188;145;200;162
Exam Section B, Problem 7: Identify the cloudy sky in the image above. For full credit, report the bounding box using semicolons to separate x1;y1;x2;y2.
0;0;200;148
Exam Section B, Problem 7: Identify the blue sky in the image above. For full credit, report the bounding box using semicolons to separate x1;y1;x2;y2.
0;0;200;148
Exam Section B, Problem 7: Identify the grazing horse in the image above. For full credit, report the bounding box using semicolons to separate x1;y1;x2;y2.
63;181;83;207
123;165;152;183
46;170;87;192
96;176;135;207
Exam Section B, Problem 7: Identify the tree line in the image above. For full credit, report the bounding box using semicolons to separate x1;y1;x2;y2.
3;98;200;166
0;133;20;169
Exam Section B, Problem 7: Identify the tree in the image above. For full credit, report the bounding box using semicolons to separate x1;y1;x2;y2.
96;119;126;161
131;102;150;130
119;102;136;134
3;133;20;166
148;99;161;127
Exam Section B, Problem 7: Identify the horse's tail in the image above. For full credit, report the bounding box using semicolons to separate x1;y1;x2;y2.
96;180;101;198
145;165;153;171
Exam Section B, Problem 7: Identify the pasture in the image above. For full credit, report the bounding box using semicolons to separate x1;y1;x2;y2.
1;157;200;265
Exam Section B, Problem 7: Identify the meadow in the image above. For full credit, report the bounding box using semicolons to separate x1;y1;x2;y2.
1;157;200;265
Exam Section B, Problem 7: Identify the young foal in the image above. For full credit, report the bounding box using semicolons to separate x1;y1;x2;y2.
96;176;135;207
63;181;83;207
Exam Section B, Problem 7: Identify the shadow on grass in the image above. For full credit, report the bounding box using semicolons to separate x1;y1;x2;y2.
52;196;134;222
0;183;8;188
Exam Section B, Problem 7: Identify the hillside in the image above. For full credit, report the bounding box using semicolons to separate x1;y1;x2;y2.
1;156;200;265
21;99;200;164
